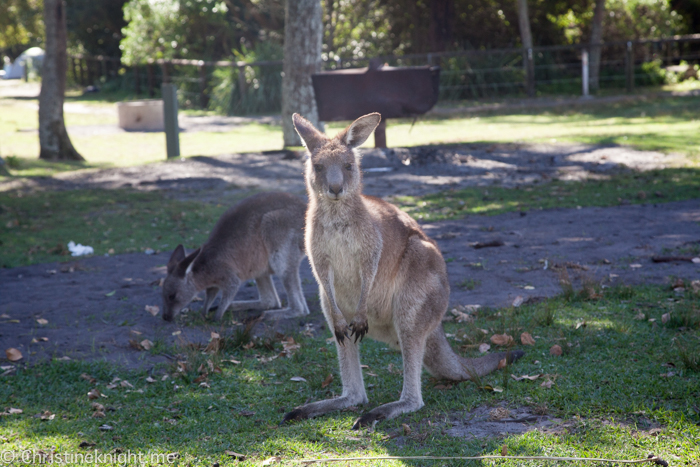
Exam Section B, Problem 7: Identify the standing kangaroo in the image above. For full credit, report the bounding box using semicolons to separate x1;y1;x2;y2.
162;192;310;322
284;113;524;428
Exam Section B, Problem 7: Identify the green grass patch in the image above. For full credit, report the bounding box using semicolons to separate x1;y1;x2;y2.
2;90;700;180
1;285;698;465
0;189;256;268
395;168;700;222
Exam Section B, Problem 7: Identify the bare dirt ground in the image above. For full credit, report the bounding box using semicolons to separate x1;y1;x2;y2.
1;141;699;370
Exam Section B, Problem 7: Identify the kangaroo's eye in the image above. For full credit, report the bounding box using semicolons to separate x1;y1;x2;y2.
344;163;352;171
314;164;323;173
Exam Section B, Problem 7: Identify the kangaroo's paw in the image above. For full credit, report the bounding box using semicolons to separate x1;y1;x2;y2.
348;314;368;343
506;350;525;363
280;408;308;425
352;411;386;430
333;319;350;345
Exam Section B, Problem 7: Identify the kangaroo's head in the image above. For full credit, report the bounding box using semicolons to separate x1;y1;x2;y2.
162;244;200;321
293;112;381;203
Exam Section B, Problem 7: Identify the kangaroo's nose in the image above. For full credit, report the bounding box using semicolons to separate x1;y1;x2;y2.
329;183;343;195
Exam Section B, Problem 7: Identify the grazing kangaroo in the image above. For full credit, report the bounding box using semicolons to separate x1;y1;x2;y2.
162;192;310;322
283;113;524;428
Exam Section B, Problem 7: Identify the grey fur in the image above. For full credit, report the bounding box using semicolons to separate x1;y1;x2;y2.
162;192;310;322
283;113;524;429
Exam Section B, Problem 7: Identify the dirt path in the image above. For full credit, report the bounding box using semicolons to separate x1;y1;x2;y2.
1;197;698;368
1;138;698;368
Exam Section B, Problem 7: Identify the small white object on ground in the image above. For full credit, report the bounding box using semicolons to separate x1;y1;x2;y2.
67;241;94;257
144;248;155;255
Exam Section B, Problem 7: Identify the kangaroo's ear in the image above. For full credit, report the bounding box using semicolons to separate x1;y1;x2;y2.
167;244;186;274
339;113;381;149
176;247;200;278
293;113;327;153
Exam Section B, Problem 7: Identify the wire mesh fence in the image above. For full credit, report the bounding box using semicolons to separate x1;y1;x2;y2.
68;34;700;116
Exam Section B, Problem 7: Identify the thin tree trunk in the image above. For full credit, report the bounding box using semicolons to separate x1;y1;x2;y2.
516;0;533;49
589;0;606;92
281;0;323;147
430;0;454;52
39;0;83;161
516;0;535;97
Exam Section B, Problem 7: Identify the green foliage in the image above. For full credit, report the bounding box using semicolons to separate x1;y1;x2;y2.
119;0;284;65
66;0;128;57
0;0;43;58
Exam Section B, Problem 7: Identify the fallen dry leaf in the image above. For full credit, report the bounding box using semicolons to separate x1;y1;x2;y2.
204;332;220;354
57;356;71;361
497;358;507;370
549;345;563;356
290;376;307;383
36;318;48;325
630;263;642;269
478;343;491;353
261;456;281;466
661;313;670;324
575;321;586;330
92;411;105;418
36;411;55;421
145;377;156;383
145;305;160;317
512;374;542;381
512;295;524;308
5;348;23;362
91;402;104;411
634;312;646;320
541;379;554;389
0;314;10;319
171;330;181;336
120;380;134;389
225;451;245;460
520;332;536;346
87;389;101;400
98;424;113;431
8;408;23;414
402;423;412;435
140;340;153;350
451;309;473;323
80;373;96;384
490;334;514;346
242;341;255;350
501;445;508;456
321;373;334;388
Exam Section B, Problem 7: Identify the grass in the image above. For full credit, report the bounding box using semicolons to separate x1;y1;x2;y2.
1;284;698;466
2;85;700;179
394;167;700;222
0;188;255;268
2;165;699;268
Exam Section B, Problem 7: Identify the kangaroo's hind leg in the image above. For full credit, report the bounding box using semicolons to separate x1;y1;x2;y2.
282;293;367;423
264;239;309;319
201;287;219;318
227;274;282;313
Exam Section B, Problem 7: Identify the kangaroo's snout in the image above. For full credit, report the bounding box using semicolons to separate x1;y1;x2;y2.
326;165;344;199
329;183;343;196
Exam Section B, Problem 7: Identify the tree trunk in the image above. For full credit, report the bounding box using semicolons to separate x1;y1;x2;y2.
516;0;533;50
430;0;454;52
589;0;606;92
516;0;535;96
39;0;83;161
281;0;323;147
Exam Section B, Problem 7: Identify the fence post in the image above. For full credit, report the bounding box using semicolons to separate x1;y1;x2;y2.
71;57;78;84
625;41;634;92
161;62;170;84
79;58;86;86
198;63;208;109
147;63;155;97
582;48;589;97
237;65;247;108
162;83;180;159
134;65;141;95
525;48;535;97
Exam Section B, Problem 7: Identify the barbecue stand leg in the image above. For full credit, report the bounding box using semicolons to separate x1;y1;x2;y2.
374;119;387;148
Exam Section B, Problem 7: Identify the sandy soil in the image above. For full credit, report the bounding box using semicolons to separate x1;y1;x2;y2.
1;141;698;370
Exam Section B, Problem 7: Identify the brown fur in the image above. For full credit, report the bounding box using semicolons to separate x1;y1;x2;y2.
162;192;310;322
283;113;524;428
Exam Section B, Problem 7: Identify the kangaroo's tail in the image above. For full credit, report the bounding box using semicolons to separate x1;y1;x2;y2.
423;325;525;381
